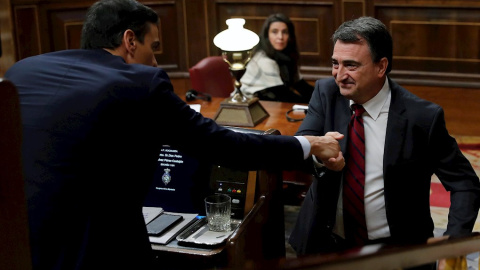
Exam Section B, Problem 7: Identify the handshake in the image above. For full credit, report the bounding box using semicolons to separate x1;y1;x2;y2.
303;132;345;172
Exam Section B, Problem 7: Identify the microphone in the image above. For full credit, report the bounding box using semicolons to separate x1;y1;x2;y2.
186;89;212;102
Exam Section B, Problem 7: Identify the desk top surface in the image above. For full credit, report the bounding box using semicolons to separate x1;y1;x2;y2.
187;97;306;136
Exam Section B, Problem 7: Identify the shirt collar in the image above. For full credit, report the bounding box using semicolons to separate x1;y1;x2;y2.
350;78;391;120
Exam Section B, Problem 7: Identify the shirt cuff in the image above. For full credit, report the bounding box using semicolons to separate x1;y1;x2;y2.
295;136;310;160
311;155;326;168
311;154;326;177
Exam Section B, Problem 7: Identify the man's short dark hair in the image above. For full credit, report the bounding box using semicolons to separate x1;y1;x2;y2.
81;0;159;49
332;17;393;74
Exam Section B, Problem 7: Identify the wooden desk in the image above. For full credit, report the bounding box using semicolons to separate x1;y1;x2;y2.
151;98;310;268
187;97;306;136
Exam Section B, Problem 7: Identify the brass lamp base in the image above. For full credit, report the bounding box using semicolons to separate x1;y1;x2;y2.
213;97;269;127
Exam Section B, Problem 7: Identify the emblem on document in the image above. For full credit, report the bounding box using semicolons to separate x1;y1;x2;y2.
162;168;171;185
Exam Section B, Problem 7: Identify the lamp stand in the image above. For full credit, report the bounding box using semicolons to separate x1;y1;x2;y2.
213;65;269;127
213;96;269;127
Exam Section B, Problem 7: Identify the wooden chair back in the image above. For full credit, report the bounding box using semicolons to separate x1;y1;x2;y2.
0;79;32;270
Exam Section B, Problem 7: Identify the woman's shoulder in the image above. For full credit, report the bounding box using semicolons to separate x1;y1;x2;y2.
252;50;276;64
248;51;278;74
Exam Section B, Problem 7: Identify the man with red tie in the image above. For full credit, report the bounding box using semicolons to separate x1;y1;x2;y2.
289;16;480;270
5;0;345;269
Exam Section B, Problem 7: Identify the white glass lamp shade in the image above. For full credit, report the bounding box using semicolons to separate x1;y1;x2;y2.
213;18;259;51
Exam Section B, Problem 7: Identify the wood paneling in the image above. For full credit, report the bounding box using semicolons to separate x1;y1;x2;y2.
184;0;209;68
9;0;186;73
13;6;41;59
49;9;86;50
376;5;480;87
148;1;186;72
342;0;366;21
0;0;16;76
3;0;480;135
8;0;480;87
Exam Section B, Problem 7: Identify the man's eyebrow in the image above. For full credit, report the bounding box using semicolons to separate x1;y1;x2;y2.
332;58;361;65
343;60;360;65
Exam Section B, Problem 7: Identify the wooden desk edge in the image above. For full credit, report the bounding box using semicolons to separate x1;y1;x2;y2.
185;97;306;136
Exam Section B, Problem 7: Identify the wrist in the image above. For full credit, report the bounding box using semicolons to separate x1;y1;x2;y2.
312;155;326;177
312;155;325;168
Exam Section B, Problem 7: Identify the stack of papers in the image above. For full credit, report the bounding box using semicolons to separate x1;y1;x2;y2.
188;104;201;113
142;207;164;224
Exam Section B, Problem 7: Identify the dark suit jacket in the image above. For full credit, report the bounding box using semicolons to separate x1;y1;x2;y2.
5;49;306;270
289;77;480;255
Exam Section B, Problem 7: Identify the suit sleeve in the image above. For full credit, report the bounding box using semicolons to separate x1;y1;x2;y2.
145;69;306;171
430;107;480;237
295;78;343;176
296;79;328;137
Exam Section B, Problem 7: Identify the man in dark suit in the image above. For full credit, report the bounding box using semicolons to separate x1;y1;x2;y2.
289;16;480;267
5;0;345;269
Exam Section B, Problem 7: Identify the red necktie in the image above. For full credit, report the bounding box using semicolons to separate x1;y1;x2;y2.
343;104;368;246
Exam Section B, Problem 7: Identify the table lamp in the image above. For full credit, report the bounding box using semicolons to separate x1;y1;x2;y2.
212;18;269;127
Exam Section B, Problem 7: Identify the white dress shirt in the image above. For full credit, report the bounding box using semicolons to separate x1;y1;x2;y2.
333;78;392;240
295;136;311;160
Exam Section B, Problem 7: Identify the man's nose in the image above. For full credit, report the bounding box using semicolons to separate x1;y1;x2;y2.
333;65;347;80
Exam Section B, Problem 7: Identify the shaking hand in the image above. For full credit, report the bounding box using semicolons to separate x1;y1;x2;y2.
304;132;345;172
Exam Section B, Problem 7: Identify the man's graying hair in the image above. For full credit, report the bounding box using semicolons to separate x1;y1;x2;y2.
332;17;393;74
81;0;158;50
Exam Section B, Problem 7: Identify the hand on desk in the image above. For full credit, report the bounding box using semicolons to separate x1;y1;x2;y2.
304;132;345;172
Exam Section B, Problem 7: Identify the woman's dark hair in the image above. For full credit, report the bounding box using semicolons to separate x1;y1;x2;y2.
332;16;393;74
255;13;300;85
256;13;299;59
81;0;159;49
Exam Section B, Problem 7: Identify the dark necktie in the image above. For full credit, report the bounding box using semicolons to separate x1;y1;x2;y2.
343;104;368;246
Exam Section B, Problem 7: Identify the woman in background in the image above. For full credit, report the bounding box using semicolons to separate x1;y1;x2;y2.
240;13;314;103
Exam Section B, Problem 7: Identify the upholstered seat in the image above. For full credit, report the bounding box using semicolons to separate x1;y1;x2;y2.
189;56;233;98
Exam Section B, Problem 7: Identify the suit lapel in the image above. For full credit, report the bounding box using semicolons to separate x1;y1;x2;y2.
384;80;408;171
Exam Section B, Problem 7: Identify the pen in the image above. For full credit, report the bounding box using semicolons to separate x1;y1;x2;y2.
176;217;207;240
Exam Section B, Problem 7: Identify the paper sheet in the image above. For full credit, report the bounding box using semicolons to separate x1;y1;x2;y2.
142;207;164;225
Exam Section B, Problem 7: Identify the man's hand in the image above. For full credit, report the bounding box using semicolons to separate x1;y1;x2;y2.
303;132;345;171
323;151;345;171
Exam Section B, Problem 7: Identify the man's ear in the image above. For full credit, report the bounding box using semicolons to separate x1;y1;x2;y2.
377;57;388;77
123;29;136;55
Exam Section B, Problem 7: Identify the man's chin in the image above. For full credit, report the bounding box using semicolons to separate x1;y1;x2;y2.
339;88;354;98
